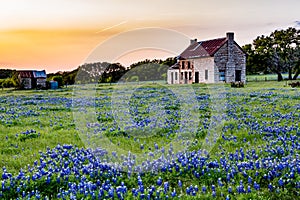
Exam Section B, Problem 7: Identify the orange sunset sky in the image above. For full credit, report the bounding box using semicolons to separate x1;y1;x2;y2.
0;0;299;73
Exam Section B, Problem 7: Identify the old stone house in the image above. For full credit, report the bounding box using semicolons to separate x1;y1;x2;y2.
167;32;246;84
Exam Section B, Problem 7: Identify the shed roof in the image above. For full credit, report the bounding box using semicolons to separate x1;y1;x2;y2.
18;71;33;78
18;70;47;78
33;70;47;78
169;62;180;70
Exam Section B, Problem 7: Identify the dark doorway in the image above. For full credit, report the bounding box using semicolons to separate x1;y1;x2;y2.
235;70;241;82
171;72;174;84
195;72;199;83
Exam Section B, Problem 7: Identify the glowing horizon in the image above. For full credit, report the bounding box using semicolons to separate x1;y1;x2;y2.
0;0;299;73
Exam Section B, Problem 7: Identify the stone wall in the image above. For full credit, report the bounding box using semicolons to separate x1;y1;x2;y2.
214;40;246;83
188;57;215;83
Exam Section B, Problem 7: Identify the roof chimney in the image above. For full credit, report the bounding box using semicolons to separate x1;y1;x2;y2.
190;38;197;45
226;32;234;41
226;32;235;83
227;32;234;60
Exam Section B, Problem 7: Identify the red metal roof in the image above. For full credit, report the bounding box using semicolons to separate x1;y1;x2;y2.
180;37;227;59
201;38;227;55
18;71;33;78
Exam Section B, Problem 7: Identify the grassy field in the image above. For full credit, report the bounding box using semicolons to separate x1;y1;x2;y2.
0;81;299;199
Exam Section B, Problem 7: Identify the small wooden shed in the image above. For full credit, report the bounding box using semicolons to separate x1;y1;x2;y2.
18;70;47;89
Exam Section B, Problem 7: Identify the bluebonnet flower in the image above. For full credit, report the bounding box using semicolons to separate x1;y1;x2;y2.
212;190;216;197
211;185;216;191
278;178;284;187
218;178;224;187
163;182;169;193
247;185;251;193
254;182;260;190
171;189;176;197
178;180;182;188
248;176;252;184
268;183;273;191
228;186;233;193
186;187;190;195
156;177;162;186
202;185;207;193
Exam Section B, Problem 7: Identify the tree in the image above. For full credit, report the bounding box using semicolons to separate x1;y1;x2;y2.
0;69;14;79
11;71;20;88
242;44;269;75
290;45;300;80
161;57;177;67
99;63;126;83
269;27;300;80
52;76;64;88
245;27;300;81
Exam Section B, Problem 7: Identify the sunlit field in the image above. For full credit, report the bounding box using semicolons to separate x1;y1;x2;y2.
0;81;299;199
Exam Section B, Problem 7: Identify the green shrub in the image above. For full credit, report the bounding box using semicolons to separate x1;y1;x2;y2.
52;76;64;88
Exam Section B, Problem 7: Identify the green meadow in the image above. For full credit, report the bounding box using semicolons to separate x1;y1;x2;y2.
0;81;299;199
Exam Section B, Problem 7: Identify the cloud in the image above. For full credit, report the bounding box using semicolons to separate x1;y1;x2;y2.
294;21;300;27
96;21;127;33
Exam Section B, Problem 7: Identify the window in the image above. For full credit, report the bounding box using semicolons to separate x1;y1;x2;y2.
189;72;192;80
219;70;225;81
205;70;208;80
181;61;185;69
175;72;178;80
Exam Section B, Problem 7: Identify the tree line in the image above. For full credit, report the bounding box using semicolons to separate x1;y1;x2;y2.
46;58;176;86
0;57;176;88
